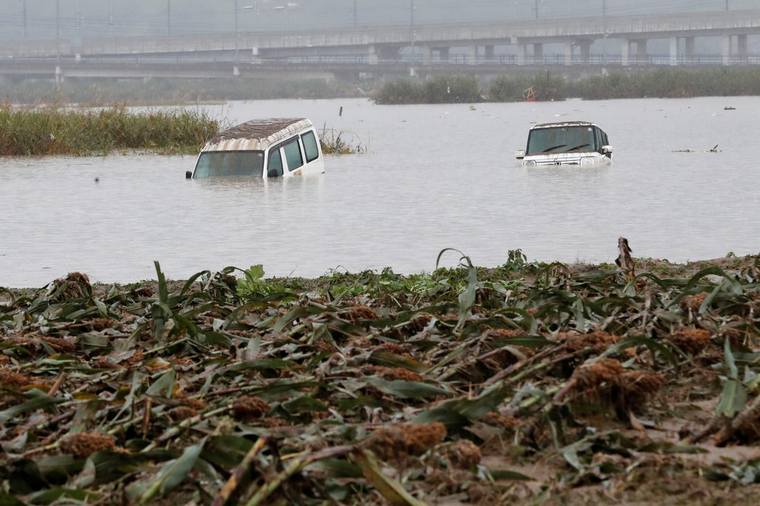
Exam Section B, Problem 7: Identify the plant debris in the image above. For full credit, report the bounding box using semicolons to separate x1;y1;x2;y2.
2;254;760;503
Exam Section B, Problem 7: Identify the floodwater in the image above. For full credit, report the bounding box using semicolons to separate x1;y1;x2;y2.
1;96;759;287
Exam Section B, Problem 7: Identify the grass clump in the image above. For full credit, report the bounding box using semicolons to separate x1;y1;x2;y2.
376;67;760;104
0;105;220;156
319;126;366;155
374;75;482;104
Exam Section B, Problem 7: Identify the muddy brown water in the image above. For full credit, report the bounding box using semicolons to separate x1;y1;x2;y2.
1;97;759;287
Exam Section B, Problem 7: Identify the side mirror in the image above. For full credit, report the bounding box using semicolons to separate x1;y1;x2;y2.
601;145;613;155
185;171;193;179
515;150;526;160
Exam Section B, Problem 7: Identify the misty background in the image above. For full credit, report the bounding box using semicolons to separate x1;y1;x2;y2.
0;0;758;40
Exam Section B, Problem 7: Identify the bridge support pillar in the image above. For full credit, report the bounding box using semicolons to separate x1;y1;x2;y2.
737;34;749;61
621;40;631;66
55;66;63;87
465;46;478;65
669;37;679;66
577;40;592;64
484;44;495;60
684;37;696;62
721;35;731;65
434;46;450;63
533;43;543;64
368;45;379;65
378;45;400;62
421;46;433;65
517;44;527;65
633;39;648;64
564;42;574;66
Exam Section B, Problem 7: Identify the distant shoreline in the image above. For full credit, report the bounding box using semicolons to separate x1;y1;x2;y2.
4;67;760;107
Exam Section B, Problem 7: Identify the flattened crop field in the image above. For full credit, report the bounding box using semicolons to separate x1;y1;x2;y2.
2;253;760;504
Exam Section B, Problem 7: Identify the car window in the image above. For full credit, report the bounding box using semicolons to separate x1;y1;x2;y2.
301;131;320;163
283;139;303;171
193;151;264;178
268;149;283;177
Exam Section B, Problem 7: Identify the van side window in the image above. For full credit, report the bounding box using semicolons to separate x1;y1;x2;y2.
283;138;303;172
301;131;320;163
268;149;283;177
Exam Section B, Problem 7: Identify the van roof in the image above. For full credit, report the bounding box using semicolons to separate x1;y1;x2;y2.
531;121;595;130
203;118;314;152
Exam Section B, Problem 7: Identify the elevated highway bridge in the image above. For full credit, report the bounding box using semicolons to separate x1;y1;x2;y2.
2;9;759;81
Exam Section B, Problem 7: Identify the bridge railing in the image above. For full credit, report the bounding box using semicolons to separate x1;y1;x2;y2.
4;54;760;70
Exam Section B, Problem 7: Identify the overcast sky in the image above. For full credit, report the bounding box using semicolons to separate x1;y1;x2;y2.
0;0;756;40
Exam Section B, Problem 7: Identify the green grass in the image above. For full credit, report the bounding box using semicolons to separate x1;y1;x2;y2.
0;106;220;156
319;126;366;155
374;75;482;105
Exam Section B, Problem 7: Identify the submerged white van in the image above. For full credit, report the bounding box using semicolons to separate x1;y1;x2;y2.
516;121;613;168
189;118;325;179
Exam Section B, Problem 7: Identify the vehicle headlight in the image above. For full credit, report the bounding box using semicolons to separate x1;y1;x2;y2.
580;157;594;167
525;160;537;168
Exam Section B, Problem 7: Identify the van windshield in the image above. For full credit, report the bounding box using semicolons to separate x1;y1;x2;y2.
194;151;264;178
527;126;597;156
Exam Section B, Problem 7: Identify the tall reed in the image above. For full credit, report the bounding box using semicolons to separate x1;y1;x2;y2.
0;106;219;156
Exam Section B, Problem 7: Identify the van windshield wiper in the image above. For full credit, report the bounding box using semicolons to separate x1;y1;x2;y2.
567;143;590;152
541;144;567;153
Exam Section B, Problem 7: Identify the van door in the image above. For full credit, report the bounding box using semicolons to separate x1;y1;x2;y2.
267;147;284;177
301;130;321;167
282;137;304;175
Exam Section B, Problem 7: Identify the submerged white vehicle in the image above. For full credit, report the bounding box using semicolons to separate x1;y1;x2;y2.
516;121;613;168
188;118;325;179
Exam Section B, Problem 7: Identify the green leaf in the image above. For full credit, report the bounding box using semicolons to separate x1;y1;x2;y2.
0;391;62;424
154;261;169;306
273;306;312;333
282;395;328;414
725;338;739;379
717;341;747;418
146;369;176;398
88;451;166;486
602;336;676;365
488;469;534;481
202;436;254;470
307;458;363;479
232;359;295;372
27;487;97;505
246;265;265;281
369;350;425;372
351;450;426;506
415;383;510;428
366;377;450;400
135;441;205;503
0;492;24;506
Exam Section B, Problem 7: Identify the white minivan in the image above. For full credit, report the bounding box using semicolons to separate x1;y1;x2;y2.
516;121;613;168
189;118;325;179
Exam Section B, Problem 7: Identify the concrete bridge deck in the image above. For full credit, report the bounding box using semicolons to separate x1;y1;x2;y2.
2;10;759;60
